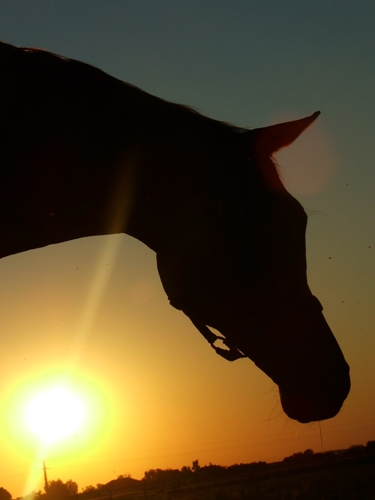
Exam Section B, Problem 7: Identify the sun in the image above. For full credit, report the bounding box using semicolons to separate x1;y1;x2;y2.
1;368;114;461
23;384;86;445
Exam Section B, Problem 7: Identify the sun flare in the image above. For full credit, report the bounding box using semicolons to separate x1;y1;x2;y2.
24;385;86;444
2;368;113;458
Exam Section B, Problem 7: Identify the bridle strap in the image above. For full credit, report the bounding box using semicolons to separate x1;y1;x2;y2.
187;314;245;362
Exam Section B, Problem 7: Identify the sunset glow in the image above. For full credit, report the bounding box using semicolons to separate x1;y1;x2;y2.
0;3;374;499
23;385;86;445
2;368;113;462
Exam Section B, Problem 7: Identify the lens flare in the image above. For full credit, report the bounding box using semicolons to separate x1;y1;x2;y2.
272;112;337;196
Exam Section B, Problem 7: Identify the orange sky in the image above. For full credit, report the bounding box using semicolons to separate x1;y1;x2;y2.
0;2;374;498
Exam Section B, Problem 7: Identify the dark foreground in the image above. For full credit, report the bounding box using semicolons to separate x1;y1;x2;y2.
80;451;375;500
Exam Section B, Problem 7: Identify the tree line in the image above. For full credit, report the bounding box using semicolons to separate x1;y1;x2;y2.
2;440;374;499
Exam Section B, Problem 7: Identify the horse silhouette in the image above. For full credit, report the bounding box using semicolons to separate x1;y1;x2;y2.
0;41;350;423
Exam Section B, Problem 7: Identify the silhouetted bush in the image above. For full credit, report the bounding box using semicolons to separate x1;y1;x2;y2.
0;487;11;500
45;480;78;500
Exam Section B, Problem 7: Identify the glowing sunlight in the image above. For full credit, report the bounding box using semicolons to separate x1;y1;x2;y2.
23;385;86;445
1;368;114;462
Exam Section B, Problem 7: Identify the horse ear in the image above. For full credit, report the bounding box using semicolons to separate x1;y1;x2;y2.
249;111;320;156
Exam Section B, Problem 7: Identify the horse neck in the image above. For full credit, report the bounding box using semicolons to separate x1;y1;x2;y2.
1;42;233;258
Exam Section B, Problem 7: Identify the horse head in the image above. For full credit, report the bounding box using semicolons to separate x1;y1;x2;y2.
156;112;350;423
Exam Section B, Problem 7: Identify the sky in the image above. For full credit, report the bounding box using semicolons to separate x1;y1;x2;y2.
0;1;374;497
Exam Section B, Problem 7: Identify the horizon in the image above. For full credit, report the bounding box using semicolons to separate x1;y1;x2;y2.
21;438;375;495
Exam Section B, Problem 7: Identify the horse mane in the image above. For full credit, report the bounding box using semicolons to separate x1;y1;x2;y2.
2;40;283;198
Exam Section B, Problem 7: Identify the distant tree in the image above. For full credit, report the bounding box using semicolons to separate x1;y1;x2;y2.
143;468;179;483
346;444;365;456
46;479;78;500
143;469;158;482
283;452;303;462
0;487;11;500
180;466;192;477
82;486;96;494
65;481;78;496
350;444;365;451
116;474;132;480
304;449;314;456
192;460;200;473
201;464;225;475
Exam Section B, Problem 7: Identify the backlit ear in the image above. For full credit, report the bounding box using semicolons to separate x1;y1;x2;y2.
249;111;320;156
